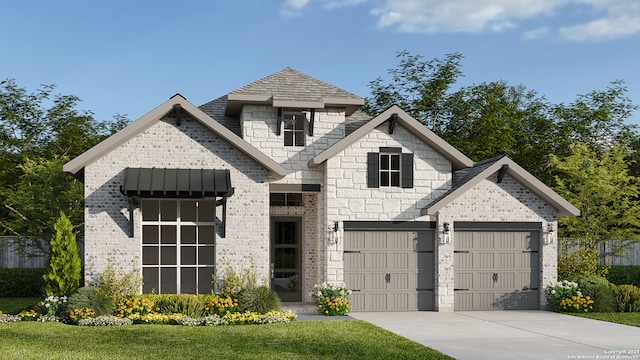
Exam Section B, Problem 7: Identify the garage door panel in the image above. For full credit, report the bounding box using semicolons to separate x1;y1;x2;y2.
344;229;435;311
454;229;540;310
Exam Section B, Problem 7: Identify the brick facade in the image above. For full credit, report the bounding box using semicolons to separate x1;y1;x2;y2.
83;113;270;287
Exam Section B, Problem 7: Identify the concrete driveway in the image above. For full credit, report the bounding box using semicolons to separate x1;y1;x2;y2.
350;310;640;360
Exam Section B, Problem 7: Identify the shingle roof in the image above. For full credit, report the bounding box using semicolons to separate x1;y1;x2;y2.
229;67;362;102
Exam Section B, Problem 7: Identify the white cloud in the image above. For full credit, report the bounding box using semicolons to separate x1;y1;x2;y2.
280;0;312;17
280;0;640;41
523;26;550;39
558;0;640;41
369;0;568;33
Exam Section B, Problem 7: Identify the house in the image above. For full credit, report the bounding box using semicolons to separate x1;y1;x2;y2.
64;68;579;312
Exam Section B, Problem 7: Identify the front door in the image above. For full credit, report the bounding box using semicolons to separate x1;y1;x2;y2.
271;218;302;302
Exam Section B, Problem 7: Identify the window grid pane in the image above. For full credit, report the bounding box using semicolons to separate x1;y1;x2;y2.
142;199;216;294
379;153;401;187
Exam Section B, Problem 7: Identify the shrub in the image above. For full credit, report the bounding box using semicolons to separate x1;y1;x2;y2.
42;212;82;297
567;275;616;312
238;286;281;314
94;259;143;310
115;296;154;318
213;259;260;297
66;286;114;316
544;280;580;312
0;268;45;297
39;295;68;317
204;294;238;316
559;295;594;313
613;284;640;312
312;282;352;316
153;294;207;318
558;239;608;280
605;266;640;287
68;308;96;324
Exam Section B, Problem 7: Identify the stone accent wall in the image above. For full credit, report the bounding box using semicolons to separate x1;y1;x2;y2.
436;172;558;311
324;124;448;282
83;113;270;289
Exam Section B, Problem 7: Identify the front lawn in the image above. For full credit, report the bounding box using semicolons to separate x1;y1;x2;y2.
0;321;453;360
571;312;640;327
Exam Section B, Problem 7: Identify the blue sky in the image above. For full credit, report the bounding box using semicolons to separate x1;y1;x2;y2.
2;0;639;125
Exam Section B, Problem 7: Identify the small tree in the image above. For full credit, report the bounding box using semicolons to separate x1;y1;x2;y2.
42;212;82;296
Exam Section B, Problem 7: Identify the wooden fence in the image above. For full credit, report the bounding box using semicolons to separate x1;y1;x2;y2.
0;237;84;268
558;239;640;266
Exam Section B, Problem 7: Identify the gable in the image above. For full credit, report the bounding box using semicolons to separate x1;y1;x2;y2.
309;105;473;170
63;94;287;178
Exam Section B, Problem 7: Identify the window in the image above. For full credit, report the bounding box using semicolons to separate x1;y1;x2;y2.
141;199;215;294
270;193;303;206
283;113;305;147
367;147;414;188
380;153;401;187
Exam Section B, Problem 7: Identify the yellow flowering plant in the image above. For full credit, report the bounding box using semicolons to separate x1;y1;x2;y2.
204;294;238;316
68;308;96;324
115;296;155;318
560;294;594;313
312;282;352;316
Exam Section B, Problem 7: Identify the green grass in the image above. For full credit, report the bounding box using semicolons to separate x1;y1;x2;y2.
0;298;41;314
571;312;640;327
0;321;453;360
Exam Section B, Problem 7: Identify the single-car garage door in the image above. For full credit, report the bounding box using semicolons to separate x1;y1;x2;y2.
454;222;540;310
343;222;435;311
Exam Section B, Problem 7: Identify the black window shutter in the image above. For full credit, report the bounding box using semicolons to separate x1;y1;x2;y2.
367;152;379;188
401;153;414;188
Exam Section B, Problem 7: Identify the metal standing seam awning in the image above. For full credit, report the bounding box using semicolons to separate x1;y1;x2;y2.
120;168;234;238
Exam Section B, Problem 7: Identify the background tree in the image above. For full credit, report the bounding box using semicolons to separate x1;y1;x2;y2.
0;79;128;245
549;142;640;257
364;50;463;129
42;212;82;296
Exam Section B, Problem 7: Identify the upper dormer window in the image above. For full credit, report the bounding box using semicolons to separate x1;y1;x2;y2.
284;113;305;147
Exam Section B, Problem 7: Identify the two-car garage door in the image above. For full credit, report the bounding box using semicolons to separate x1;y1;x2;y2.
343;221;541;311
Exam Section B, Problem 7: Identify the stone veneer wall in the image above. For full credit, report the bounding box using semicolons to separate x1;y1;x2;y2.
83;113;271;289
436;172;558;311
324;124;448;283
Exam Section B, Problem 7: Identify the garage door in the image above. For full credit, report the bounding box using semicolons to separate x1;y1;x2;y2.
343;222;435;311
454;222;540;310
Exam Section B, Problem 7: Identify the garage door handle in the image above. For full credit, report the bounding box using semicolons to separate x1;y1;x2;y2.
492;273;498;282
385;273;391;283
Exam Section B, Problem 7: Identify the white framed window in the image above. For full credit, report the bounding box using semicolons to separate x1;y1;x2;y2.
141;199;215;294
283;113;305;147
380;153;401;187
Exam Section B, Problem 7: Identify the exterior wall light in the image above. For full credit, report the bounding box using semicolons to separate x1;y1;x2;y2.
441;222;451;245
545;223;555;245
328;221;340;245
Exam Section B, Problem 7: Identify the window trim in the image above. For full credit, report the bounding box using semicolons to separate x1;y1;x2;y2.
282;112;306;147
367;148;414;189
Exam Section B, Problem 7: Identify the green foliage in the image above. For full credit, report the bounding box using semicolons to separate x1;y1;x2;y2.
364;50;463;129
604;266;640;287
567;275;616;312
42;212;82;297
558;239;608;279
212;259;260;297
66;286;114;316
613;285;640;312
237;285;281;314
153;294;208;318
93;259;143;310
544;280;581;312
0;79;129;239
551;143;640;258
0;268;45;297
312;283;352;316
